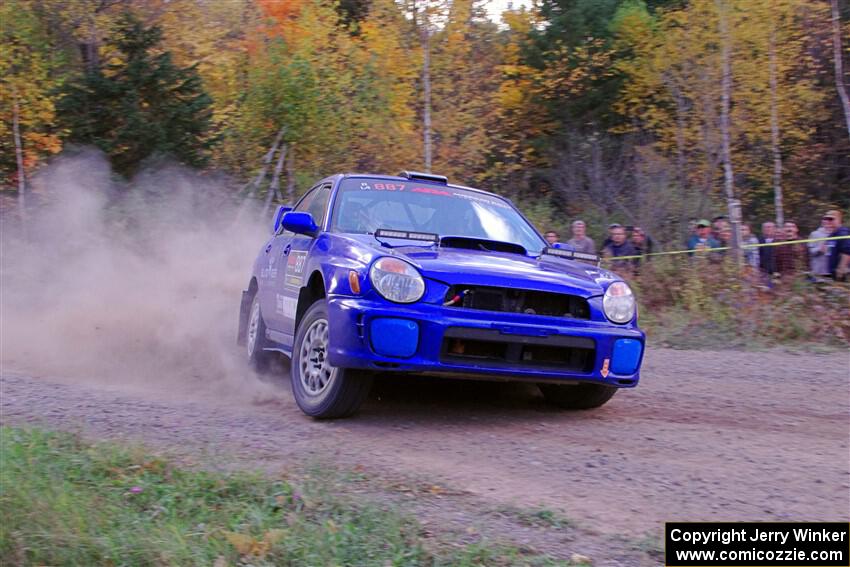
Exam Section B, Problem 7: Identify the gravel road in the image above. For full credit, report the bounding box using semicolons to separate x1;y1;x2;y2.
2;347;848;563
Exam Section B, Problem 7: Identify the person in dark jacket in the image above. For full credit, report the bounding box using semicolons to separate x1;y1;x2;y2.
758;221;778;275
775;220;808;277
630;226;654;271
822;210;850;280
602;225;636;274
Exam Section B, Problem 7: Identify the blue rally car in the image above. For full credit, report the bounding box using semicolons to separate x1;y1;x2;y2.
238;172;644;418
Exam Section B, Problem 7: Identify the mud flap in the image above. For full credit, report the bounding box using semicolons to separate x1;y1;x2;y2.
237;290;252;346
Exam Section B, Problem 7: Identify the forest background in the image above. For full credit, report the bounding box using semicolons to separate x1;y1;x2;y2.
2;0;849;248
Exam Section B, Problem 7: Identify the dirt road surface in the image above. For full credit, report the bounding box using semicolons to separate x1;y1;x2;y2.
2;348;848;564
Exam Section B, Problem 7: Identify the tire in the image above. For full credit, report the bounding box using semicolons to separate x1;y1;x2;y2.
291;300;373;418
538;382;617;410
246;294;273;372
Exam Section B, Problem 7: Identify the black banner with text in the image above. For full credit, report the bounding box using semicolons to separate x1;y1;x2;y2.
665;522;849;566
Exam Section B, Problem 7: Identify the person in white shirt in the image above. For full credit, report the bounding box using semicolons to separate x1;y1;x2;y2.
566;220;595;255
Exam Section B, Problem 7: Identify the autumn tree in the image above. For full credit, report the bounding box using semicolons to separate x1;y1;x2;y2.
0;0;62;202
429;0;501;184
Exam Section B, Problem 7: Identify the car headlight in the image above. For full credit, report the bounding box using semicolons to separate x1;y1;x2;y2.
369;257;425;303
603;281;636;324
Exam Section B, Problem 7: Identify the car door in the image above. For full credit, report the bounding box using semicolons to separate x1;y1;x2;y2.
276;183;332;338
261;186;320;333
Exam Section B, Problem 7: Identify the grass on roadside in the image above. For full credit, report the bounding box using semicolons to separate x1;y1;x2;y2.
0;427;567;566
495;505;572;530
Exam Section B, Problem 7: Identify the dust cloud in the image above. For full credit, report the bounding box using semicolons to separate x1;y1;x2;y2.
1;149;281;402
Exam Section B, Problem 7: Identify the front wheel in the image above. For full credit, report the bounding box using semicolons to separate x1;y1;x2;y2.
291;300;373;418
538;382;617;410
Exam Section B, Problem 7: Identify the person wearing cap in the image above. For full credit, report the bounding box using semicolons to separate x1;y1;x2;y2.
566;220;595;255
686;219;719;255
822;210;850;280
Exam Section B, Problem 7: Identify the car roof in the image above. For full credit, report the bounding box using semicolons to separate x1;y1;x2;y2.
336;173;507;201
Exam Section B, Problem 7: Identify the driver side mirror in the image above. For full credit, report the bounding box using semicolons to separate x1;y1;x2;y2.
271;205;293;234
282;211;319;236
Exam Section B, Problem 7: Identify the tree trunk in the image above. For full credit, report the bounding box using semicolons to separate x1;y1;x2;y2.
769;25;784;226
263;143;287;215
717;0;742;260
244;127;285;199
663;74;689;238
286;145;296;203
12;95;26;212
422;30;432;172
831;0;850;141
414;1;433;172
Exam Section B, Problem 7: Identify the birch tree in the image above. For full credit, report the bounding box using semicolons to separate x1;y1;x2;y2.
831;0;850;141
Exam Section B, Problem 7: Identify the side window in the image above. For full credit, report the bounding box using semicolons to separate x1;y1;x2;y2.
306;184;331;227
278;187;318;235
294;187;319;213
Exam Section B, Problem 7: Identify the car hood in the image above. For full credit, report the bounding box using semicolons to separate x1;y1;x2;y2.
341;234;616;298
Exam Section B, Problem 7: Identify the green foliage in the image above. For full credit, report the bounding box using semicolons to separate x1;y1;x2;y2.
0;427;568;566
57;12;214;177
629;256;850;348
496;505;572;530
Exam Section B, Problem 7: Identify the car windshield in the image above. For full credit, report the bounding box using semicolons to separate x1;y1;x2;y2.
331;178;546;253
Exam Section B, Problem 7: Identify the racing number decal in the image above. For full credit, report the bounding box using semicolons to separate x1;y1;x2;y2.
359;182;407;191
284;251;308;288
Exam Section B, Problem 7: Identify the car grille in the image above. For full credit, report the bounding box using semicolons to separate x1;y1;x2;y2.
443;285;590;319
440;328;595;373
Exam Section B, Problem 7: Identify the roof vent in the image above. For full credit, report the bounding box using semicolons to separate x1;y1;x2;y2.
398;171;448;185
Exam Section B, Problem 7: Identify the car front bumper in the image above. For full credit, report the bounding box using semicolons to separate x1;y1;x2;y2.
325;296;644;387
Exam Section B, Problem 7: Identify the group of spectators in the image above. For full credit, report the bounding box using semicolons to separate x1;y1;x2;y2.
544;208;850;281
544;221;655;271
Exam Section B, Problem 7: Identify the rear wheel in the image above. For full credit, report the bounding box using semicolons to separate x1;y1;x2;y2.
538;382;617;410
246;295;272;371
291;300;373;418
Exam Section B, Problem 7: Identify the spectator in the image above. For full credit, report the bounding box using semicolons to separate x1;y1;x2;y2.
808;215;832;277
716;226;733;256
822;209;850;280
566;220;595;254
544;230;559;246
740;224;760;268
686;218;698;244
759;221;778;275
602;223;621;250
712;215;729;241
602;225;636;273
630;226;654;268
776;220;808;276
686;219;719;255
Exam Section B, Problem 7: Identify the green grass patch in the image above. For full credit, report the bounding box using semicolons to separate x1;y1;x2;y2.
496;505;572;530
631;257;850;350
0;427;566;566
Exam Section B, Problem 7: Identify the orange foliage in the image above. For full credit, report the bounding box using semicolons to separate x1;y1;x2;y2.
257;0;307;44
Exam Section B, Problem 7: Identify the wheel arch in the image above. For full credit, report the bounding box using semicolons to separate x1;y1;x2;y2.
295;270;326;332
237;277;261;346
